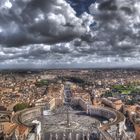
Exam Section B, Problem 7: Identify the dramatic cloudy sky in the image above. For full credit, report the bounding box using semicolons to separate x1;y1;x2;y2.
0;0;140;69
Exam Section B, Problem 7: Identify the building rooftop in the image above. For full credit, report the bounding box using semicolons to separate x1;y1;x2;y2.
17;125;28;136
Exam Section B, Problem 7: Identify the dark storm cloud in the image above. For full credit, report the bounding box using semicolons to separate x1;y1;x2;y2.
88;0;140;59
0;0;93;47
1;0;140;68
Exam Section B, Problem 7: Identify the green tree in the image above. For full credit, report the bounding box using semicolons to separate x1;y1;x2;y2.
13;103;29;112
35;79;49;87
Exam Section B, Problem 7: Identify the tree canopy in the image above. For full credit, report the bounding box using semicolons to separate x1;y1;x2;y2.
13;103;29;112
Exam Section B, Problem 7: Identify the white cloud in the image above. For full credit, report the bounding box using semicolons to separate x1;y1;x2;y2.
0;0;12;9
